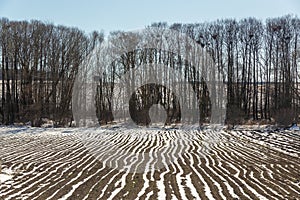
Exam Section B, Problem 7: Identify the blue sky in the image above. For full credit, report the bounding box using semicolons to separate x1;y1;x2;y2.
0;0;299;35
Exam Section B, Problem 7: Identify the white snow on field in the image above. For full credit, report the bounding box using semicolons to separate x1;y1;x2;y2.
0;168;14;183
0;125;299;199
0;173;12;183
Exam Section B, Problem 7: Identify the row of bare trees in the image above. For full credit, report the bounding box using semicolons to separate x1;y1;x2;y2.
0;18;103;126
95;15;300;126
200;15;300;125
162;16;299;126
0;15;299;126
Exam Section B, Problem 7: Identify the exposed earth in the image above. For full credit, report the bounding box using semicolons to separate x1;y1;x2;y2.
0;126;299;200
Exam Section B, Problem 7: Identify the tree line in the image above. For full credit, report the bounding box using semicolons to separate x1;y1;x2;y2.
1;15;299;127
0;18;103;126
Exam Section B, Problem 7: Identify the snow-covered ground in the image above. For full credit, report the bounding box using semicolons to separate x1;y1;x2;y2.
0;125;299;199
0;168;13;183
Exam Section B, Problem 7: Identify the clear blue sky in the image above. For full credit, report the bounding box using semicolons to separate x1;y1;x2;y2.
0;0;299;35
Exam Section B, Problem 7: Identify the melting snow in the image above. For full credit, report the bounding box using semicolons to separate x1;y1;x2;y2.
0;169;14;183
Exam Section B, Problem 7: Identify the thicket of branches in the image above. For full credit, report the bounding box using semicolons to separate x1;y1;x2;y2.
0;18;103;126
95;16;300;126
1;15;300;126
184;15;300;126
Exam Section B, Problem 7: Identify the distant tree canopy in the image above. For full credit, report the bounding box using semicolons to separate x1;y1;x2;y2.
1;15;300;127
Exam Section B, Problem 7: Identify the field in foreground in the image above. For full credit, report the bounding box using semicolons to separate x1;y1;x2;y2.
0;126;299;200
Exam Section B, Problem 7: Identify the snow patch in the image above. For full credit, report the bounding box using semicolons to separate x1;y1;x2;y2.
0;168;14;183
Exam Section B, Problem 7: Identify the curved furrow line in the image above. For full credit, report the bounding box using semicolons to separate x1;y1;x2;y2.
185;153;214;200
229;133;300;172
179;135;204;199
2;145;89;199
249;169;285;199
185;137;224;199
90;169;121;198
133;132;159;173
30;149;91;199
201;150;236;199
155;136;174;200
226;166;267;199
128;131;183;199
125;133;151;178
80;150;129;198
107;131;153;199
221;130;300;198
0;139;42;161
181;131;229;199
223;131;295;168
192;134;254;199
253;130;300;154
55;156;101;200
233;152;284;199
255;169;284;199
43;153;96;200
1;142;72;191
172;135;191;200
219;146;282;199
3;162;60;199
276;164;299;180
134;132;162;199
185;133;226;200
72;162;108;200
148;131;181;199
191;140;236;199
206;135;275;199
29;162;82;200
264;164;293;195
75;138;129;197
14;161;71;199
86;131;149;199
217;137;289;199
0;134;79;164
154;130;194;199
103;133;137;170
166;131;189;199
78;149;127;199
84;166;121;197
233;130;300;157
274;166;300;197
208;144;260;199
259;169;286;198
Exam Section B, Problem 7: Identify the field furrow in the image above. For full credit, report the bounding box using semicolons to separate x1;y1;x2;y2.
0;127;299;200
